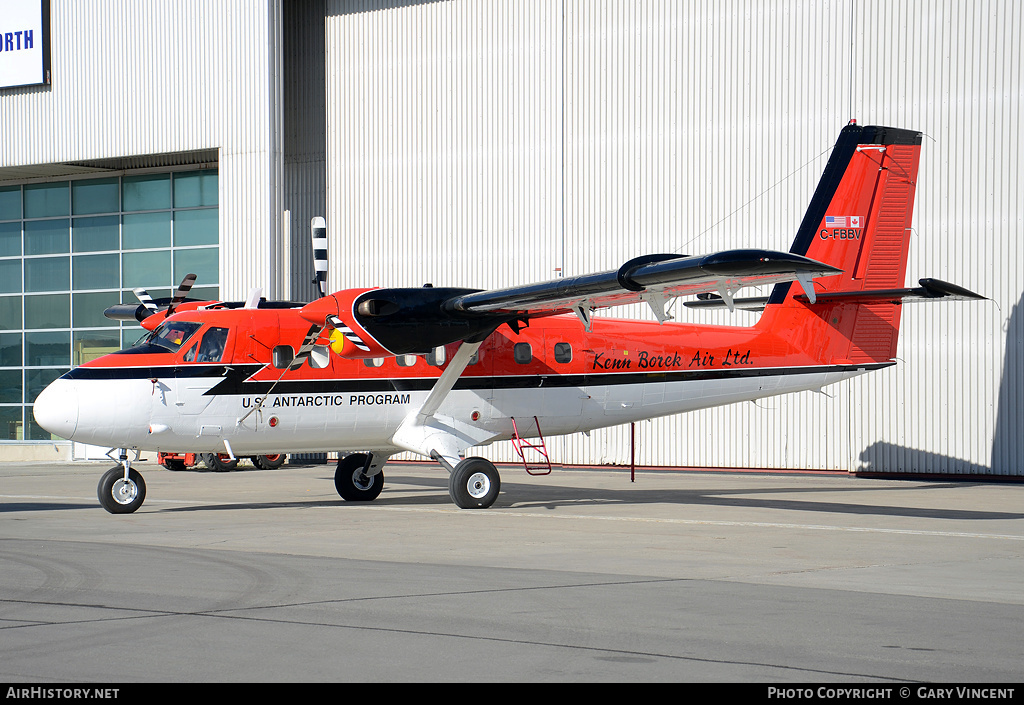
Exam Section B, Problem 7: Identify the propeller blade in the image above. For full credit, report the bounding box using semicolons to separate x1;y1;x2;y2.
166;273;197;316
132;288;159;316
311;216;328;299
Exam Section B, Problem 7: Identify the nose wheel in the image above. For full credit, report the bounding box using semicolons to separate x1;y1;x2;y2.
98;464;146;514
97;449;146;514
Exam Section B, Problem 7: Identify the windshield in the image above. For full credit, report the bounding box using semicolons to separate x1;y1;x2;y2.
133;321;203;353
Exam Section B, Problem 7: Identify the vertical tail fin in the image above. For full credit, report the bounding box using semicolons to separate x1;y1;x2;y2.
759;123;924;364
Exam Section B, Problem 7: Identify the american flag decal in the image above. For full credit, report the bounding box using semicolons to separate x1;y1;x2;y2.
825;215;847;228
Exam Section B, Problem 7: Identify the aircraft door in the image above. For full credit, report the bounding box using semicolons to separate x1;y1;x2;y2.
174;324;236;421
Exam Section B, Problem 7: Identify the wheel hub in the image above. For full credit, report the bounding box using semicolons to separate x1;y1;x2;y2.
466;472;490;499
111;478;138;505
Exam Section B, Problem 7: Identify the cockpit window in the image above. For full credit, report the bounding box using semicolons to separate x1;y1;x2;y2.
134;321;202;353
194;327;229;363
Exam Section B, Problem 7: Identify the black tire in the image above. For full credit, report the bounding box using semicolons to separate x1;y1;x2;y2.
97;466;146;514
253;454;286;470
202;453;238;472
334;453;384;501
162;458;187;472
449;457;500;509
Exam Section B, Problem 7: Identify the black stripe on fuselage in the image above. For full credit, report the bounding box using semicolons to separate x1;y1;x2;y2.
63;361;893;395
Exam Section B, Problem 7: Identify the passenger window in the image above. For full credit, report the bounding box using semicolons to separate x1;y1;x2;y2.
396;354;417;367
468;350;479;365
195;327;229;363
554;342;572;363
425;346;446;367
364;357;384;368
513;342;532;364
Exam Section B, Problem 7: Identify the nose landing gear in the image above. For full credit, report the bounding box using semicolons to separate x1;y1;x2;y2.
98;449;146;514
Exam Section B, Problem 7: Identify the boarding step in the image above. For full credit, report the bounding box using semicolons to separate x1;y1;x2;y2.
511;416;552;476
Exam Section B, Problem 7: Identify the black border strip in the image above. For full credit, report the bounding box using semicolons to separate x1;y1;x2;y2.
63;361;893;396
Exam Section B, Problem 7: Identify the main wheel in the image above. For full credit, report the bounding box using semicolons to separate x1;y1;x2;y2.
334;453;384;501
449;457;500;509
253;454;286;470
97;466;147;514
202;453;238;472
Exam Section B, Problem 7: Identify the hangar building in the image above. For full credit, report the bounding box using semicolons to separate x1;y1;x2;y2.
1;0;1020;476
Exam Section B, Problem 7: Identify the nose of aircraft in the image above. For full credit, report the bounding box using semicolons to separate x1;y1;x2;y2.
33;377;79;441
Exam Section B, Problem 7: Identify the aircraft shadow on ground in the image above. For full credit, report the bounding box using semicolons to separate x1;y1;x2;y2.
857;291;1023;479
142;471;1024;522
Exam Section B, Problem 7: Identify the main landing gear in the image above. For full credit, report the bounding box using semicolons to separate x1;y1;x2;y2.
334;452;385;502
97;449;146;514
333;452;502;509
448;457;501;509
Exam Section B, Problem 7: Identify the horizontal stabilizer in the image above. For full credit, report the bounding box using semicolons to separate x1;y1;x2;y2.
793;278;986;305
684;294;770;312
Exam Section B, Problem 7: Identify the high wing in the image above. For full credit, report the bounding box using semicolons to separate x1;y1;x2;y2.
445;249;838;323
300;248;840;356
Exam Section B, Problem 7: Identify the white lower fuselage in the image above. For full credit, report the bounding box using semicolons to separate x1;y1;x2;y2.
36;364;871;457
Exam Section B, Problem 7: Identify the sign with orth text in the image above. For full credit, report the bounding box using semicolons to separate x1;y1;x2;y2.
0;0;50;88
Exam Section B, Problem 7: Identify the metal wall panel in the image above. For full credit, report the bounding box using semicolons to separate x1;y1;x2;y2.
324;0;1021;474
0;0;286;300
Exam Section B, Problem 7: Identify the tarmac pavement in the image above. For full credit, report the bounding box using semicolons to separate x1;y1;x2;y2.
1;459;1023;684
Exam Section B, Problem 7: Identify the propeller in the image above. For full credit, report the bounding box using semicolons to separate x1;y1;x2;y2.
102;273;199;322
311;216;328;299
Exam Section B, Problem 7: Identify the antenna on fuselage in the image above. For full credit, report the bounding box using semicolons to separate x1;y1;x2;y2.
311;216;328;300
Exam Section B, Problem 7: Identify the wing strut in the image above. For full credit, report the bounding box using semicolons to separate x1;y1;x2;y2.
391;339;497;468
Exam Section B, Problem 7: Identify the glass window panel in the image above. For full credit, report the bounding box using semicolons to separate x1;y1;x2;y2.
24;219;69;255
72;253;119;290
23;182;69;218
122;250;172;289
0;222;20;257
0;296;21;330
0;260;21;294
73;291;121;328
27;367;66;403
123;211;171;249
26;331;69;366
173;248;218;286
72;215;119;252
173;209;218;246
73;331;120;365
0;406;22;440
121;325;145;349
122;174;171;211
0;370;21;403
0;333;21;366
189;286;220;302
0;186;21;220
24;256;69;292
72;178;119;215
24;294;70;329
173;171;218;208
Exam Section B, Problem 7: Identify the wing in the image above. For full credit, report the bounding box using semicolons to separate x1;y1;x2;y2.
299;248;840;356
445;250;837;321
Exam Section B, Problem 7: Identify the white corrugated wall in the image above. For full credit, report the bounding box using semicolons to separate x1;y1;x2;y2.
0;0;285;300
326;0;1022;474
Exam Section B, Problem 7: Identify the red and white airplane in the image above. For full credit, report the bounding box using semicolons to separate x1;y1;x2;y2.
34;122;982;513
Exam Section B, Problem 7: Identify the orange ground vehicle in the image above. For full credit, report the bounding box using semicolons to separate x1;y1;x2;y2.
158;452;286;472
